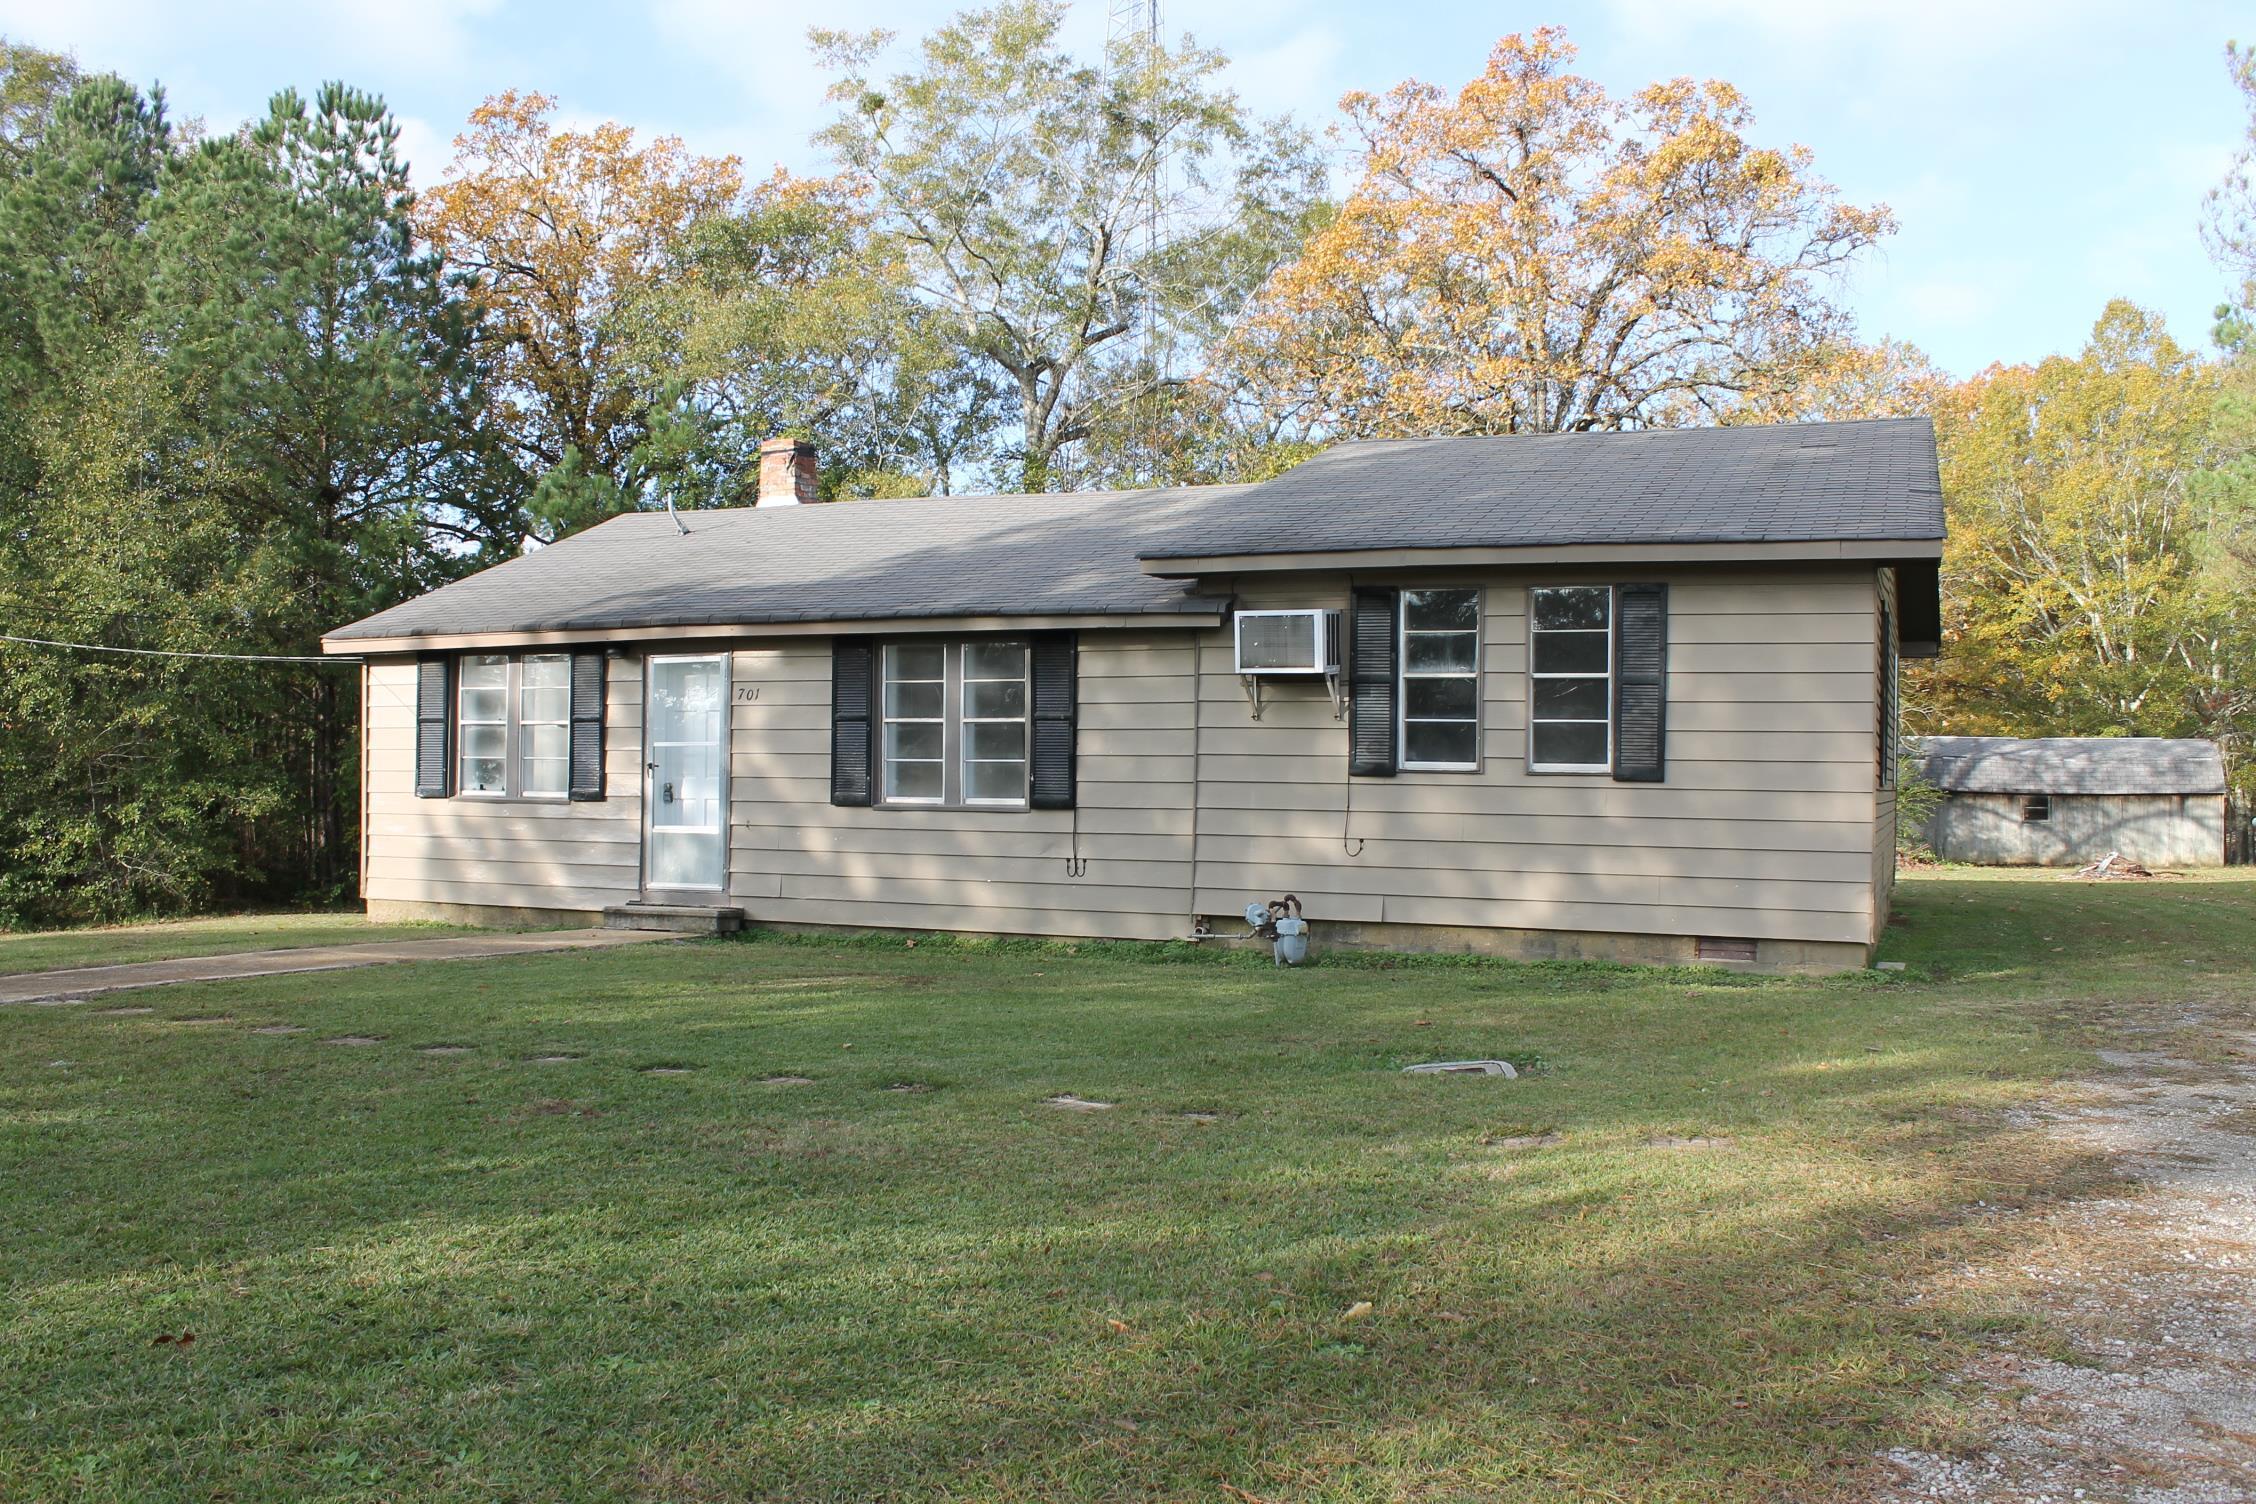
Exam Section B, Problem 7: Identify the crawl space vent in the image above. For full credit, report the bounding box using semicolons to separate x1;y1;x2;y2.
1695;936;1758;963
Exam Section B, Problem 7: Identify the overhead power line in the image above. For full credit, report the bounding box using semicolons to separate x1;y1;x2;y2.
0;633;359;665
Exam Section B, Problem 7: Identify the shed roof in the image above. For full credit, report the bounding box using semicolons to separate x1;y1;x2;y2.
1912;737;2227;796
326;420;1944;647
1135;418;1942;566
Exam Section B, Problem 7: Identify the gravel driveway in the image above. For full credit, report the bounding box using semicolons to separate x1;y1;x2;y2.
1877;1013;2256;1502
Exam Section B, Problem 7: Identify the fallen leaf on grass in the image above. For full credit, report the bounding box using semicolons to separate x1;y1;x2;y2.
1107;1318;1130;1333
1342;1301;1373;1321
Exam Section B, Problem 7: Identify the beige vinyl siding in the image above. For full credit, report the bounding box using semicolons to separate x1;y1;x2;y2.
1187;567;1885;948
360;562;1890;955
363;655;644;912
726;633;1197;941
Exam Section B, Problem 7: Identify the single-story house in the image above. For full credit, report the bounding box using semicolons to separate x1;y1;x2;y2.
1912;736;2228;867
322;418;1945;974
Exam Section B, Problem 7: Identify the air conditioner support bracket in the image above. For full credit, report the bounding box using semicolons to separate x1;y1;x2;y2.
1239;674;1263;721
1325;671;1345;719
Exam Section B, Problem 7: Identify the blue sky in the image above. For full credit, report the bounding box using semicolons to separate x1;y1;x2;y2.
3;0;2247;378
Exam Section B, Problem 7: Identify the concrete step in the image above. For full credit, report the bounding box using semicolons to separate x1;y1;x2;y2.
602;904;747;936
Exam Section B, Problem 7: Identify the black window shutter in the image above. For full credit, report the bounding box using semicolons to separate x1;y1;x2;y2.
1613;584;1668;783
414;656;452;798
830;639;875;807
568;652;607;801
1877;604;1898;789
1028;632;1078;809
1349;588;1399;777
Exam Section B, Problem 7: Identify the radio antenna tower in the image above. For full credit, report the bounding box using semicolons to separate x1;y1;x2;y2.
1106;0;1169;485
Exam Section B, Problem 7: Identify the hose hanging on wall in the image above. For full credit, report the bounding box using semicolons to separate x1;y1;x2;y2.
1065;801;1087;878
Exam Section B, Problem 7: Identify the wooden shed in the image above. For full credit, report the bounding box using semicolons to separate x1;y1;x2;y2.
1912;737;2227;867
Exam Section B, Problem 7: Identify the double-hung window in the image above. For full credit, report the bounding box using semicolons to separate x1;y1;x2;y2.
880;640;1029;807
457;652;571;799
1399;589;1481;770
1528;586;1613;773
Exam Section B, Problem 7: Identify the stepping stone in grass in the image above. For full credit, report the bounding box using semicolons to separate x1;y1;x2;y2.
251;1025;306;1036
92;1006;154;1017
419;1045;473;1055
641;1065;694;1076
1044;1094;1116;1112
1647;1134;1733;1150
527;1054;582;1064
761;1074;814;1086
1175;1110;1225;1124
169;1016;234;1026
884;1082;931;1094
322;1035;384;1047
1481;1132;1562;1149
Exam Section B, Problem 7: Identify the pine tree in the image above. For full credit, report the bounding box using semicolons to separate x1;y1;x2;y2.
150;83;504;892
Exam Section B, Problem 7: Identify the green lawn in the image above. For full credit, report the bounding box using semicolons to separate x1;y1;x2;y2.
0;912;495;976
5;873;2253;1502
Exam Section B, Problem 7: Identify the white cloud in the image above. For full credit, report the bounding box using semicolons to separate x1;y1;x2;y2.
1594;0;2106;64
1220;23;1348;125
390;113;454;190
1896;276;1990;329
0;0;505;83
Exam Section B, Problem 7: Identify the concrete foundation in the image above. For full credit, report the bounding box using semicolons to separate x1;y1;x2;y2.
1199;916;1871;976
367;898;602;931
364;899;1870;976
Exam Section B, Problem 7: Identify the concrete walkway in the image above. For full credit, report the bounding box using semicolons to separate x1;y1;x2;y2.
0;929;680;1006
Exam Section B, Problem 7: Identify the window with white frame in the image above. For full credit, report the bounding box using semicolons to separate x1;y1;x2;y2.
457;652;570;798
880;641;1028;807
1528;586;1613;773
961;641;1030;804
882;643;947;803
519;655;571;796
1399;589;1480;769
458;655;509;795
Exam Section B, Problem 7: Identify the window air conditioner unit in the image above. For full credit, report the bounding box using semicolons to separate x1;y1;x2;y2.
1234;608;1342;676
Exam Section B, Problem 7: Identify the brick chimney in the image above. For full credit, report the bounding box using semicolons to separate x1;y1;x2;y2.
756;437;821;506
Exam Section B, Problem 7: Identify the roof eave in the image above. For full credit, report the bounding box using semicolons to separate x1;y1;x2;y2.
1137;536;1947;577
321;605;1231;656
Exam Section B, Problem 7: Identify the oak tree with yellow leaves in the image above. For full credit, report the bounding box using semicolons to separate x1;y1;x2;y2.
1224;27;1896;440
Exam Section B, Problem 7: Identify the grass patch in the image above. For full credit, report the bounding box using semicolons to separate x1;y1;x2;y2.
0;912;495;977
0;872;2243;1500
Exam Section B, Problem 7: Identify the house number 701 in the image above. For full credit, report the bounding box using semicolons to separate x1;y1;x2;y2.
733;685;760;703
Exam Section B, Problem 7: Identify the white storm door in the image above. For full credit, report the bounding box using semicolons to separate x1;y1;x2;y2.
644;654;728;892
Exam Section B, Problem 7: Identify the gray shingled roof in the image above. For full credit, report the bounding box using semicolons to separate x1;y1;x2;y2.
328;420;1944;644
1135;418;1943;563
1913;737;2227;796
327;485;1245;642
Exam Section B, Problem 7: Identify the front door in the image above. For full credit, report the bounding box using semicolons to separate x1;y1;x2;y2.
644;653;728;893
